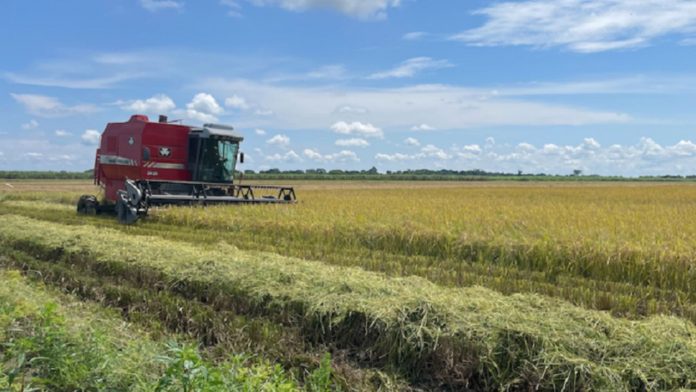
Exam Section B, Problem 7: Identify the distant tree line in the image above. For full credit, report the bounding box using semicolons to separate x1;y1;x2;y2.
2;168;696;182
0;170;93;180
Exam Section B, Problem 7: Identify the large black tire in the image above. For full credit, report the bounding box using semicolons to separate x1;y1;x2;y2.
76;195;98;215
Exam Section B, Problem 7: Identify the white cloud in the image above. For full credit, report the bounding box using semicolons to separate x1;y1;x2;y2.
451;0;696;53
255;128;267;135
411;123;435;131
267;134;290;147
225;95;250;110
453;144;482;159
375;143;450;161
254;109;274;116
199;79;630;130
583;137;601;150
220;0;243;17
374;137;696;175
375;152;413;162
421;144;451;160
306;65;347;80
303;148;322;160
184;93;223;123
303;148;359;162
404;137;420;146
336;105;368;114
54;129;70;137
368;57;453;79
265;65;348;83
335;138;369;147
122;94;176;114
4;72;139;89
331;121;383;138
81;129;101;145
246;0;401;19
21;119;39;130
266;150;302;162
140;0;183;12
11;94;98;117
403;31;427;40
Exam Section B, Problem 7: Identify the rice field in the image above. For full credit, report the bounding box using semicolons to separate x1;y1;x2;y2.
3;179;696;390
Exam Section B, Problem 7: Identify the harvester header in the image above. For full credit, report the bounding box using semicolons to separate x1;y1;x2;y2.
77;114;296;223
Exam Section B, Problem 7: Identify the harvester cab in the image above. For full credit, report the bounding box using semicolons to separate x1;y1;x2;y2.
77;114;296;224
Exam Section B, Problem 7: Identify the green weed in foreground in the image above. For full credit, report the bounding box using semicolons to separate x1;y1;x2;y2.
0;269;336;391
3;215;696;390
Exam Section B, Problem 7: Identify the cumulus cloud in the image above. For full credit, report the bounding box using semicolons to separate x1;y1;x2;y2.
331;121;383;138
404;137;420;146
375;143;450;161
335;138;369;147
139;0;183;12
411;123;435;131
11;94;97;117
266;150;302;162
184;93;223;123
452;144;483;159
368;57;453;79
255;128;267;135
225;95;250;110
246;0;401;19
54;129;70;137
303;148;359;162
451;0;696;53
122;94;175;113
478;138;696;175
421;144;451;160
371;137;696;175
81;129;101;145
21;119;39;130
267;134;290;147
375;152;413;162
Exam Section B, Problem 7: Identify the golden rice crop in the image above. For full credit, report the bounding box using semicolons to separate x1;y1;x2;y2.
3;214;696;390
4;181;696;322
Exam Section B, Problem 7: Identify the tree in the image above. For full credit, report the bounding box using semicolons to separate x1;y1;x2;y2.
573;169;583;176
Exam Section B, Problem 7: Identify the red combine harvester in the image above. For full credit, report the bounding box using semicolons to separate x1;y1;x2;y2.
77;114;296;224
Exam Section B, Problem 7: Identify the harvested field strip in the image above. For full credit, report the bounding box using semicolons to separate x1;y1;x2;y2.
2;216;696;389
0;268;315;391
3;200;696;323
0;246;404;391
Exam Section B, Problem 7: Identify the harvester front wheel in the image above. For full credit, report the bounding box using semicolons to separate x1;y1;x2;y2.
77;195;99;215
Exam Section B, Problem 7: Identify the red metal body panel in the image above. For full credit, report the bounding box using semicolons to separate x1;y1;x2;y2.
94;115;193;202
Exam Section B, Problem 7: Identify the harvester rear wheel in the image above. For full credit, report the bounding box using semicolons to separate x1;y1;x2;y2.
76;195;98;215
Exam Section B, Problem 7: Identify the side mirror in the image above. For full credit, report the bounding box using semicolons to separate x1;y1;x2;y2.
239;152;244;164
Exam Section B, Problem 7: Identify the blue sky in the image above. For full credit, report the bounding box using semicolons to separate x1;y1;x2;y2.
2;0;696;175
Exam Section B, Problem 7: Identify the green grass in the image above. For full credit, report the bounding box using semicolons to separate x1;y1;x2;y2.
3;215;696;390
0;269;318;391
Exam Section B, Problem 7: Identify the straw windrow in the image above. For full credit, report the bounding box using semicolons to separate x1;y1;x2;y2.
2;214;696;390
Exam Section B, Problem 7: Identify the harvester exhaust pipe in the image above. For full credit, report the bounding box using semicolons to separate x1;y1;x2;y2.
159;114;168;123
